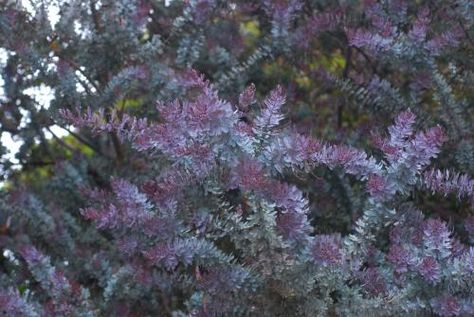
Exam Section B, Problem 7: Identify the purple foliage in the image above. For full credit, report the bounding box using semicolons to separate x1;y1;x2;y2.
0;288;37;316
422;218;453;258
359;267;387;296
1;1;473;316
387;244;416;274
55;74;474;314
238;83;256;111
409;8;429;42
431;295;461;317
311;234;343;266
423;169;474;205
417;256;441;284
346;28;394;53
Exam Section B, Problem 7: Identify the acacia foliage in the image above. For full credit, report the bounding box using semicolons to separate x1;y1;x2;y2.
0;1;473;316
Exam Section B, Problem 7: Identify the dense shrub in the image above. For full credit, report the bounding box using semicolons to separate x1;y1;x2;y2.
0;1;473;316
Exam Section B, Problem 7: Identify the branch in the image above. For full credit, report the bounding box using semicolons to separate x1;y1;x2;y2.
45;126;76;153
52;121;110;159
338;46;352;128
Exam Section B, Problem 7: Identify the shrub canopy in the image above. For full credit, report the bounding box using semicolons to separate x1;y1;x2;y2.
0;1;473;316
